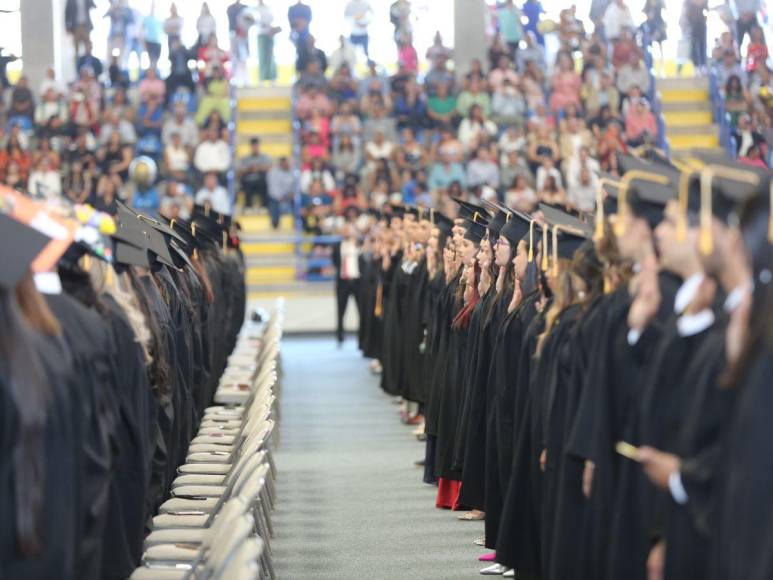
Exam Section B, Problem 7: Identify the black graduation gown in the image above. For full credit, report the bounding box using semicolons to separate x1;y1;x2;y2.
548;297;608;580
434;307;470;481
484;291;539;549
380;251;405;396
452;292;493;473
402;259;430;403
664;323;729;580
0;332;79;580
358;253;374;353
459;289;512;510
361;256;385;360
45;292;117;580
495;307;546;576
714;348;773;580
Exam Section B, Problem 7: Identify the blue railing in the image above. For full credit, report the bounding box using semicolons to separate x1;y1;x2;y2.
290;84;304;280
641;23;670;156
708;68;737;157
227;80;238;208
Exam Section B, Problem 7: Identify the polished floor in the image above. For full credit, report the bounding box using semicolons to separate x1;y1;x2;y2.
272;337;485;579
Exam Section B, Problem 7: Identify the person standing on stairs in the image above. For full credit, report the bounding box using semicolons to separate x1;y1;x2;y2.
684;0;708;74
257;0;280;83
332;221;362;345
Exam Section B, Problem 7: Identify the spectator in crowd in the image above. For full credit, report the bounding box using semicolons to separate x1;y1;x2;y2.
9;76;35;127
76;40;103;79
93;173;121;214
332;134;362;179
163;131;191;181
163;101;199;149
500;149;530;189
522;0;545;45
549;52;582;113
296;35;328;75
496;0;524;59
297;85;334;120
139;67;166;103
62;159;95;204
301;157;336;195
457;77;491;118
623;98;657;148
428;153;466;191
567;165;598;211
288;0;313;50
28;154;62;200
505;173;537;211
517;31;545;72
166;37;196;103
559;116;594;161
745;25;767;73
611;27;640;69
395;127;426;174
196;66;232;125
257;0;279;82
603;0;635;41
345;0;373;59
143;3;163;68
458;104;497;153
106;0;133;68
330;35;357;73
238;137;273;211
583;69;620;116
522;60;546;109
99;109;137;147
267;156;295;228
736;0;761;46
34;88;68;141
466;146;500;189
163;2;184;53
159;180;192;219
196;2;218;49
427;82;458;129
716;48;747;90
733;113;766;158
397;35;419;75
194;127;232;177
393;77;426;130
196;170;231;214
535;156;562;190
616;54;651;97
725;74;752;127
424;60;455;98
685;0;708;72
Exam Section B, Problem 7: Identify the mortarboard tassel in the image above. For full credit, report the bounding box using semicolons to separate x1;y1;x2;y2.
105;265;114;286
528;220;535;262
541;225;548;272
374;282;384;317
594;181;605;241
552;226;560;278
82;253;91;271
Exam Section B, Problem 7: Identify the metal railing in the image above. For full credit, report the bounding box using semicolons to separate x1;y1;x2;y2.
708;68;737;158
641;23;670;156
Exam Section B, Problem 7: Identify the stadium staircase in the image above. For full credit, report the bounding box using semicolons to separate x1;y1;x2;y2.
235;86;298;297
657;76;724;156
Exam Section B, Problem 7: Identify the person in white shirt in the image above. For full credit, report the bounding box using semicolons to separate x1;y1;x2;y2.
194;127;232;175
196;2;217;47
195;171;231;215
603;0;634;40
345;0;373;59
162;102;199;148
567;165;598;212
334;221;362;344
28;156;62;201
39;67;67;99
164;132;191;180
329;35;358;74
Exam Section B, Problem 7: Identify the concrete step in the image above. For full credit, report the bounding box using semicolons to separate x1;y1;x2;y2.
659;88;710;104
236;96;292;113
236;141;292;159
237;213;295;233
661;100;712;113
656;76;709;91
662;110;714;126
236;118;293;135
235;109;292;121
235;133;293;146
246;265;297;285
236;86;292;99
666;124;719;137
668;133;721;150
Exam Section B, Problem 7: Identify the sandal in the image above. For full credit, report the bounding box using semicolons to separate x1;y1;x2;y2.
458;511;485;521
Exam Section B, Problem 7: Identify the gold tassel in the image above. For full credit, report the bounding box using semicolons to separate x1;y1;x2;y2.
541;225;548;272
83;254;91;271
506;212;512;222
374;282;384;317
603;276;612;294
473;211;480;224
677;169;692;242
594;182;604;241
106;266;114;286
699;170;713;256
170;218;176;230
528;220;535;262
552;226;559;278
222;231;228;251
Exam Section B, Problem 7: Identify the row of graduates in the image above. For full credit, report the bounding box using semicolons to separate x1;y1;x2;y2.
356;151;773;580
0;194;246;580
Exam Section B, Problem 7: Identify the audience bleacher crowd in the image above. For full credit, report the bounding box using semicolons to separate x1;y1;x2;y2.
293;1;672;235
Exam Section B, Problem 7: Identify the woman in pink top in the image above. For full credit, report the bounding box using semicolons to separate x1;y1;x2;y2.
624;98;658;147
398;36;419;74
549;52;581;113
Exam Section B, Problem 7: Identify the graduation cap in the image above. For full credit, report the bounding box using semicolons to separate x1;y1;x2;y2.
366;207;382;220
390;204;406;219
0;213;51;289
487;210;512;239
116;203;177;268
403;206;420;220
596;173;622;239
542;206;592;276
432;212;454;237
615;164;674;233
498;209;531;247
452;197;491;223
693;160;768;255
193;203;233;228
463;219;487;244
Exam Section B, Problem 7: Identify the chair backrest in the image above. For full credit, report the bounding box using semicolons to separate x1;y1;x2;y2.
236;463;269;507
206;513;255;578
215;537;263;580
224;449;267;489
202;498;248;549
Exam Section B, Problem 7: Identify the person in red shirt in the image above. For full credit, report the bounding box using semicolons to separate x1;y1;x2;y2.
746;25;768;73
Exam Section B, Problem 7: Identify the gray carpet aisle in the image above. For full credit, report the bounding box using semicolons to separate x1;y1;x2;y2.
272;337;485;580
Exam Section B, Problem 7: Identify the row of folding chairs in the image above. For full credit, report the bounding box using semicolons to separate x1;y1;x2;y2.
131;300;285;580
